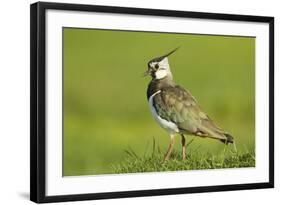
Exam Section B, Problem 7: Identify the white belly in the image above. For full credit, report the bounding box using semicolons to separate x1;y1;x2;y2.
148;90;179;135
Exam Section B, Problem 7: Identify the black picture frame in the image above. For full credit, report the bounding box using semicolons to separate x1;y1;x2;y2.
30;1;274;203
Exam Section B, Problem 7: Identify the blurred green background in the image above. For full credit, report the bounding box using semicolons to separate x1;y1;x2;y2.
63;28;255;176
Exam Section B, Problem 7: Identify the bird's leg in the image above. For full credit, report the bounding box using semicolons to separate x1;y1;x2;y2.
181;134;186;160
163;134;176;161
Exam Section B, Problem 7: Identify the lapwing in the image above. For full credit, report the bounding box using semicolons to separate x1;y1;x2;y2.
144;48;234;161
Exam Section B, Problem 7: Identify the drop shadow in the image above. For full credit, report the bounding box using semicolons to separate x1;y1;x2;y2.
18;192;29;200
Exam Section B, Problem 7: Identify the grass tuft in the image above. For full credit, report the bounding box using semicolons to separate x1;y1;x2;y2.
111;141;255;174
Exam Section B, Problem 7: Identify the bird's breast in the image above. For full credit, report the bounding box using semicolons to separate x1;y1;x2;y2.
148;90;179;135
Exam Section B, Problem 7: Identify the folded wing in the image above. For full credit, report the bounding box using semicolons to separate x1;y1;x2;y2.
153;85;233;143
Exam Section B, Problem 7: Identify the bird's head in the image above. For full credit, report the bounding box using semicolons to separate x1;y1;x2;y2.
144;47;179;80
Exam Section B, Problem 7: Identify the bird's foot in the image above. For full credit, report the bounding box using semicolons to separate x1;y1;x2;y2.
162;155;170;164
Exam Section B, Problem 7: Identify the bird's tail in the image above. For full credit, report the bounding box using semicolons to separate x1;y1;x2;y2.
220;133;234;144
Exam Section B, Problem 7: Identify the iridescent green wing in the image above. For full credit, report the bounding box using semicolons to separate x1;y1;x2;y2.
153;85;228;140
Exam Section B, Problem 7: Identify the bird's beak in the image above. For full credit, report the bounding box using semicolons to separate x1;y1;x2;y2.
143;69;150;77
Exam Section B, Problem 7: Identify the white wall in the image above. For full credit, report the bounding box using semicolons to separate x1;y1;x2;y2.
0;0;279;204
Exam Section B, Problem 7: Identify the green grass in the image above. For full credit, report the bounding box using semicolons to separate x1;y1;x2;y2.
112;140;255;174
63;28;255;176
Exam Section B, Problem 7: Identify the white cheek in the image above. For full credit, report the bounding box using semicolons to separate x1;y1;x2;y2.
155;70;167;79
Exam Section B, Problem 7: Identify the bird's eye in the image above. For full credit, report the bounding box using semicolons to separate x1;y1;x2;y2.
155;64;159;69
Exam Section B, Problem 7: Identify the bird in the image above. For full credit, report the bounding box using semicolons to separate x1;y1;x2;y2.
144;47;234;162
